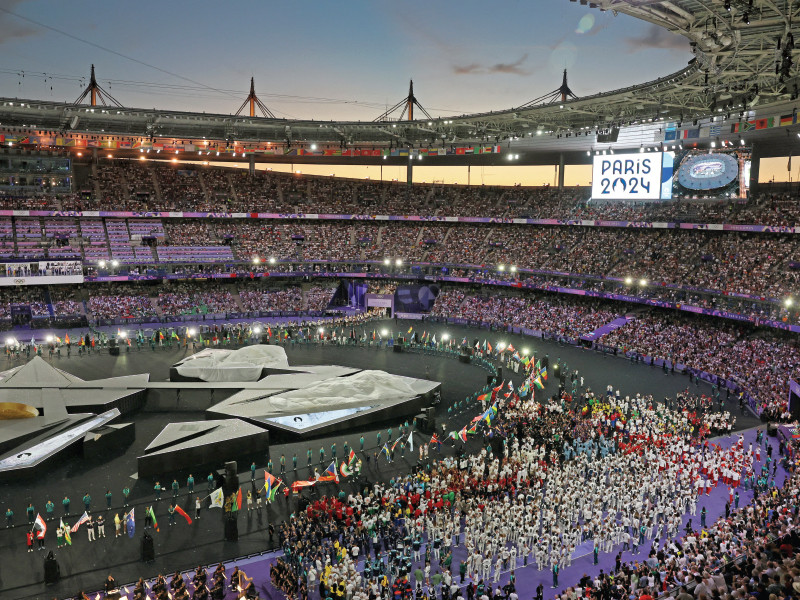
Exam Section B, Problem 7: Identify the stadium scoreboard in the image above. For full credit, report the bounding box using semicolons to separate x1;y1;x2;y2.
591;152;674;200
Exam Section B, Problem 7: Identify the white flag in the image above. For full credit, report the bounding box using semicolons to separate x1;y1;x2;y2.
209;488;224;509
407;431;414;453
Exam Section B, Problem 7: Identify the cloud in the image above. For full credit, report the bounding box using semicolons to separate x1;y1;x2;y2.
625;24;688;52
452;54;532;76
453;63;482;75
0;0;38;45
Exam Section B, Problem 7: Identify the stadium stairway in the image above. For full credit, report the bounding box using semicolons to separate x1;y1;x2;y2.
150;168;163;203
198;171;212;206
231;291;245;313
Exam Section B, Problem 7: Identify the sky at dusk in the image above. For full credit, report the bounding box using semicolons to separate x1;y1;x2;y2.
0;0;691;121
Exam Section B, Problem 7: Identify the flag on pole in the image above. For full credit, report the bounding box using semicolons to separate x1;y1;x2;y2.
148;506;159;532
317;461;339;483
174;505;192;525
533;376;544;390
60;519;72;545
70;511;90;533
380;444;392;462
126;508;135;539
429;432;442;448
407;430;414;452
407;326;413;334
34;514;46;539
264;471;281;502
540;367;548;381
233;488;242;512
457;427;469;443
346;449;356;467
65;333;70;345
290;479;317;492
340;461;353;478
209;488;224;509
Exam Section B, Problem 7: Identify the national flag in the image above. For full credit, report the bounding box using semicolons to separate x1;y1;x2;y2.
540;367;548;381
457;427;469;443
487;341;493;353
407;326;413;334
264;471;281;502
508;381;514;391
317;461;339;483
234;488;242;511
209;488;224;509
291;479;317;492
267;326;272;338
492;382;504;392
476;393;488;403
34;514;46;539
346;449;356;466
171;330;179;339
126;508;135;539
60;519;72;545
533;376;544;390
340;461;353;478
71;511;90;533
535;360;541;372
174;505;192;525
380;444;392;462
148;506;159;532
780;113;795;126
432;334;436;345
506;344;515;353
429;432;442;448
467;423;479;435
65;333;70;344
407;431;414;452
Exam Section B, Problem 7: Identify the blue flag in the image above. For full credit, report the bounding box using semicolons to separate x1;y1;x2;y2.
127;508;135;539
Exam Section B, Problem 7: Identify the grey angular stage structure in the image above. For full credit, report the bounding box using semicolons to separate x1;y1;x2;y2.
140;345;440;476
137;419;270;478
0;357;147;480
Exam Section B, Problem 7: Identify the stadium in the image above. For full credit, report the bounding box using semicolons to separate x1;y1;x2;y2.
0;1;799;599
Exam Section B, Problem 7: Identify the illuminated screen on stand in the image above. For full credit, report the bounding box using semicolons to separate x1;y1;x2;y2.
591;152;674;200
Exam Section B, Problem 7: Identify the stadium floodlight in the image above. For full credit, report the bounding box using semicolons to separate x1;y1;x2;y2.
187;328;196;337
510;266;517;273
498;264;505;271
4;338;12;346
522;348;529;355
785;298;793;307
253;327;261;335
639;278;648;286
46;335;54;343
310;144;317;151
381;329;388;337
625;277;633;285
442;333;450;341
384;258;391;265
253;257;261;264
111;260;119;268
395;259;403;266
119;331;127;339
639;147;644;153
268;257;276;265
98;260;106;268
497;342;506;351
710;142;716;148
318;327;324;334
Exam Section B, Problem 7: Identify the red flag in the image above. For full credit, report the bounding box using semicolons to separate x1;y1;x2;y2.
235;488;242;511
173;505;192;525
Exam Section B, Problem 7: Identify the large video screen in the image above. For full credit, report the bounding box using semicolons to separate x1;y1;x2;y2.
591;152;674;200
672;148;751;199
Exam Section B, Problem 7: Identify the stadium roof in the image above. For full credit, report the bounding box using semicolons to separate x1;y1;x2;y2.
0;0;797;147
